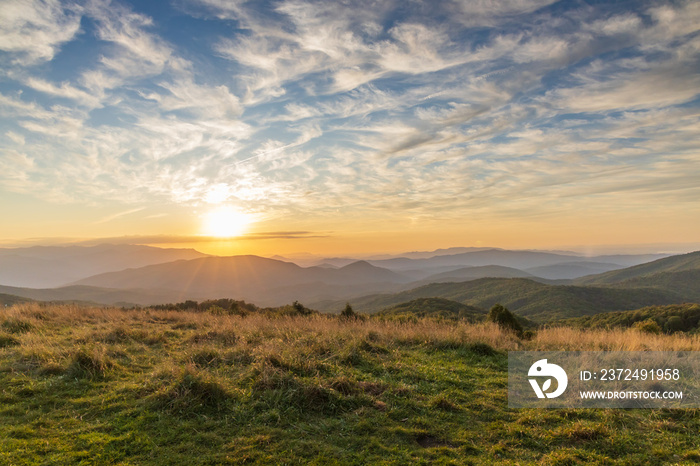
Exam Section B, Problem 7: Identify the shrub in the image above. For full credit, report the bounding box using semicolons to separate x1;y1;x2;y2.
633;319;662;335
207;305;228;315
664;316;685;333
292;301;313;316
487;303;523;337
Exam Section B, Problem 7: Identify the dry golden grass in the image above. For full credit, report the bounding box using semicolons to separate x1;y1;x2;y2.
4;302;700;355
530;326;700;351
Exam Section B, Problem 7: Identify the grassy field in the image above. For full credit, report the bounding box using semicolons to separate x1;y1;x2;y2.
2;303;700;465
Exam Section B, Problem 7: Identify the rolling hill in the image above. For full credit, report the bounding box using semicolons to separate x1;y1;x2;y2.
410;265;534;287
375;297;485;321
574;250;700;285
0;292;33;307
318;277;686;321
524;261;623;280
0;284;177;308
610;270;700;302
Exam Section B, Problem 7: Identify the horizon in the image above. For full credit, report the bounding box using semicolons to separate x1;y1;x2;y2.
1;1;699;256
1;238;699;261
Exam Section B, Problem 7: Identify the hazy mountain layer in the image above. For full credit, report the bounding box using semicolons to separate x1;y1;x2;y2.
71;256;411;306
0;244;207;288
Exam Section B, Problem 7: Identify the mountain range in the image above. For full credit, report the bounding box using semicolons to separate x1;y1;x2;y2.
0;244;697;322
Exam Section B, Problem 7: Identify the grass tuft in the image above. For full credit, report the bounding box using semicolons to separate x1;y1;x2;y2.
190;348;222;367
465;341;498;356
153;366;232;414
1;318;34;334
0;333;21;347
100;326;131;343
188;330;238;345
66;346;112;379
430;394;461;412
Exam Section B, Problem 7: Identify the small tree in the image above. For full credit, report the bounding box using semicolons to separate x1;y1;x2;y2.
340;302;357;320
487;303;523;336
292;301;313;316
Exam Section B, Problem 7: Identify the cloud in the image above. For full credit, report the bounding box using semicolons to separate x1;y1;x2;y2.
25;77;102;108
72;232;330;245
450;0;558;26
86;0;176;80
0;0;82;65
93;207;146;224
143;78;243;118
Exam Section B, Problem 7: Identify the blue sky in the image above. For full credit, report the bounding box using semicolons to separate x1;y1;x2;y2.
0;0;699;255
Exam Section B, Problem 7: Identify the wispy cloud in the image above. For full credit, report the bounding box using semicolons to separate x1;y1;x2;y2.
93;207;146;224
0;0;82;65
74;232;330;245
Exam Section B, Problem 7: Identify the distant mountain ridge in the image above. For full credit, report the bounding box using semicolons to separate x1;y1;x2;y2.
364;249;669;274
0;244;208;288
71;255;412;306
305;248;668;273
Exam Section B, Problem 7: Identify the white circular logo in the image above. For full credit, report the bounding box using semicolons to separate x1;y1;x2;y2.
528;358;568;398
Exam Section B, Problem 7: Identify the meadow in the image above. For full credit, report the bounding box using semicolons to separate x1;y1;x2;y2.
1;303;700;465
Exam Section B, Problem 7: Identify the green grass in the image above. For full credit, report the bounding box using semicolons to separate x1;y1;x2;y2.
1;303;700;464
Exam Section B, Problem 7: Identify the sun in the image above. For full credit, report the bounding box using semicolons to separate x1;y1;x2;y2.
201;206;252;238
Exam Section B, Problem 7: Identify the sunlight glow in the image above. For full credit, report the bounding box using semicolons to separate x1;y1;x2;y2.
201;207;252;238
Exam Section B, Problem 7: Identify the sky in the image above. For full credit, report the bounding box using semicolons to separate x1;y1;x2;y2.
0;0;699;257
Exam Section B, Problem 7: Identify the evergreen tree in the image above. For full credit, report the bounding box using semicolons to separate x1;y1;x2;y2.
487;303;523;336
340;302;357;320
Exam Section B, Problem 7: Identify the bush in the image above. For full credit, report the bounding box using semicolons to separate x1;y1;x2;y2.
633;319;662;335
292;301;313;316
487;304;523;337
207;305;228;316
664;316;685;333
